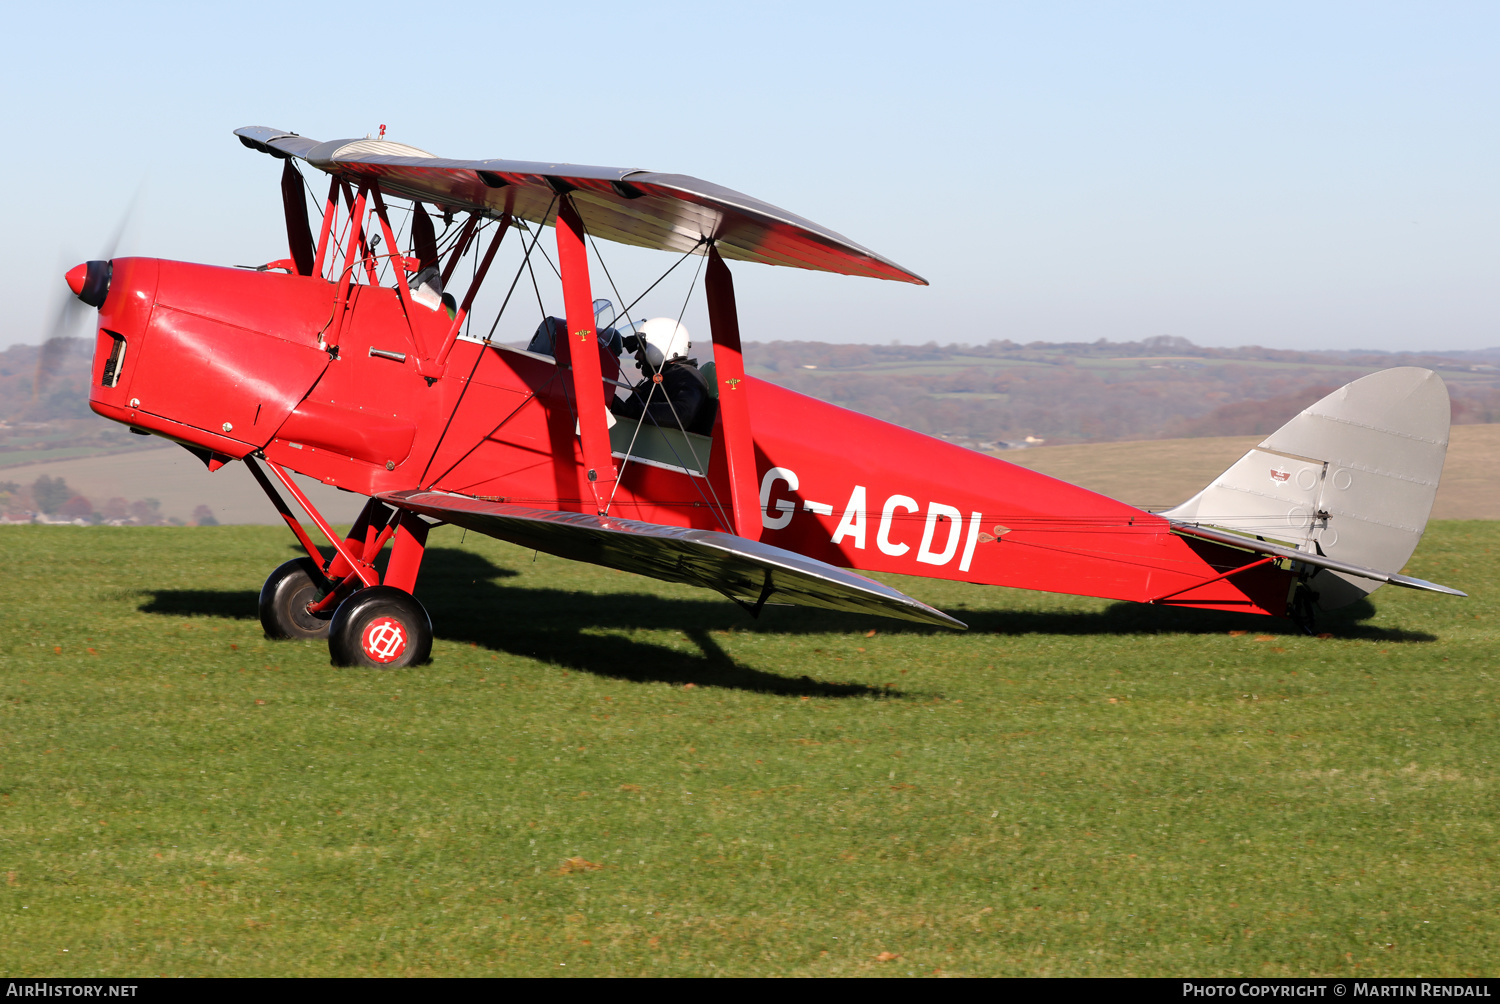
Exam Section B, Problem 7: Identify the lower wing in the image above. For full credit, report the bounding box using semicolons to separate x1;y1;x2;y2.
381;491;966;629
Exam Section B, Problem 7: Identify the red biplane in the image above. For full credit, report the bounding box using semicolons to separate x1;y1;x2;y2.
66;126;1464;667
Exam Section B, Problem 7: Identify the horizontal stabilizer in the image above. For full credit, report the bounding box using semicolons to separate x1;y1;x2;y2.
381;492;966;629
1171;522;1465;597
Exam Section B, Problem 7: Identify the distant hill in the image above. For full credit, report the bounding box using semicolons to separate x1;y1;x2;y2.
5;334;1497;474
0;338;163;467
742;335;1500;448
3;331;1495;524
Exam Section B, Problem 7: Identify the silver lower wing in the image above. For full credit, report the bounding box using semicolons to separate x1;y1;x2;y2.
382;492;966;629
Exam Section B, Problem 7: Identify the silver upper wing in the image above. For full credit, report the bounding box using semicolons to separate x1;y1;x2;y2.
235;127;926;285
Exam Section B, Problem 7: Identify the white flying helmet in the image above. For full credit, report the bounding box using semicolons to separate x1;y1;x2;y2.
634;317;691;370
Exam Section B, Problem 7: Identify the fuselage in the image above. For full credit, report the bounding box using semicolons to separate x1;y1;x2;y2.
88;258;1294;617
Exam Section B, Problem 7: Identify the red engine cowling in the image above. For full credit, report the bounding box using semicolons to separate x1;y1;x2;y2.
87;259;335;457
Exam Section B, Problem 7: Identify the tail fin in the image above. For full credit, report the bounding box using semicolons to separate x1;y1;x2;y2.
1163;367;1450;610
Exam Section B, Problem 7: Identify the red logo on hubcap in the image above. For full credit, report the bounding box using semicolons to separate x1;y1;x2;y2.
362;616;407;663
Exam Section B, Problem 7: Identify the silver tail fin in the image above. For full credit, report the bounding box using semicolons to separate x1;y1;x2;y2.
1163;367;1451;610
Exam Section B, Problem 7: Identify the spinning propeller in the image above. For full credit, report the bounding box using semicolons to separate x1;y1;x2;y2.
34;200;136;411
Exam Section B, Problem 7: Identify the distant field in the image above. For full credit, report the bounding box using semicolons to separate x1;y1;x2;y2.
0;523;1494;976
3;445;368;524
750;350;1500;385
7;425;1496;525
0;446;137;468
1002;423;1500;519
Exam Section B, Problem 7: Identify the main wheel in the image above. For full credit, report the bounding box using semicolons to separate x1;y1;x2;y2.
259;558;334;640
327;586;432;669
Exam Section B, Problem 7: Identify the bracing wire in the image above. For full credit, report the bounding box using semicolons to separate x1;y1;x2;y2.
590;235;729;530
651;248;721;499
614;240;709;322
374;203;412;286
419;201;557;488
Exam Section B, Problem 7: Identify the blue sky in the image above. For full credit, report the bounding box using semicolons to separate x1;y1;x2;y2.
2;1;1494;352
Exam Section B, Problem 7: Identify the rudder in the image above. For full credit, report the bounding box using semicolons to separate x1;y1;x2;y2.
1163;367;1450;610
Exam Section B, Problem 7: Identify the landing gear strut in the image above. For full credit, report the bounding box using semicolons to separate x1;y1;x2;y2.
245;456;434;667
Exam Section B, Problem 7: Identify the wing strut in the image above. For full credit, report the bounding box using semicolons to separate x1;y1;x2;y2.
280;159;316;277
311;175;339;279
554;196;617;513
325;182;369;351
704;245;762;539
432;215;509;372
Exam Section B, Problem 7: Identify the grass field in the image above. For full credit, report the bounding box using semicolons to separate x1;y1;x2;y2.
1004;424;1500;520
0;523;1495;977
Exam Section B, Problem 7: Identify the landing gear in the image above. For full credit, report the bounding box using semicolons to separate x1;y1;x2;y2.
259;558;335;640
328;586;433;668
1288;581;1320;635
244;457;433;667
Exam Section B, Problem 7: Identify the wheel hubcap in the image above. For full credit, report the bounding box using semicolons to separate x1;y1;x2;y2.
361;616;408;664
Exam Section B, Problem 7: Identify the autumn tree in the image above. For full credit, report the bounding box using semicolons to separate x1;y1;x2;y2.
128;498;163;525
59;495;97;521
32;475;72;514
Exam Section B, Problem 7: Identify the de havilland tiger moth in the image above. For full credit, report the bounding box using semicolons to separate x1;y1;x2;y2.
59;125;1465;667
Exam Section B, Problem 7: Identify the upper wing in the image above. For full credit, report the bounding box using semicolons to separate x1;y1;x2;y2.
235;126;926;285
1170;521;1466;596
381;491;965;629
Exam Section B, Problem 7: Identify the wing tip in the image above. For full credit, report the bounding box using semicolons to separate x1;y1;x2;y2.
911;606;967;630
1389;573;1468;597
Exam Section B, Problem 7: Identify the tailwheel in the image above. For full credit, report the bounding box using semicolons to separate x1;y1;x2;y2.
1288;581;1320;636
259;558;335;640
328;586;433;669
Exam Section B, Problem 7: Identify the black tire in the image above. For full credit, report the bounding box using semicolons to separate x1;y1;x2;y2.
259;558;334;640
327;586;432;669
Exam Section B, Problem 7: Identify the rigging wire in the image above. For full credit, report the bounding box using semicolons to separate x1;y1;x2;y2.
586;230;642;345
648;248;721;502
519;216;563;280
584;233;721;515
419;201;556;488
600;241;730;531
505;220;554;326
585;229;653;511
374;203;413;286
477;201;555;345
584;230;699;512
613;240;709;322
432;209;473;260
294;164;326;261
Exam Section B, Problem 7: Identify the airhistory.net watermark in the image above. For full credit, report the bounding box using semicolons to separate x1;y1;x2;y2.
5;986;138;997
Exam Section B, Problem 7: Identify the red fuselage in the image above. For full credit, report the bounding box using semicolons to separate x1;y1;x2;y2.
88;258;1294;617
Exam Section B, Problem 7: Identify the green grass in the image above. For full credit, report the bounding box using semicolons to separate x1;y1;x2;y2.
0;522;1496;977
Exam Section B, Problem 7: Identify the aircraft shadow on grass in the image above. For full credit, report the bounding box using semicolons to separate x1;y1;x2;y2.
136;545;1435;696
